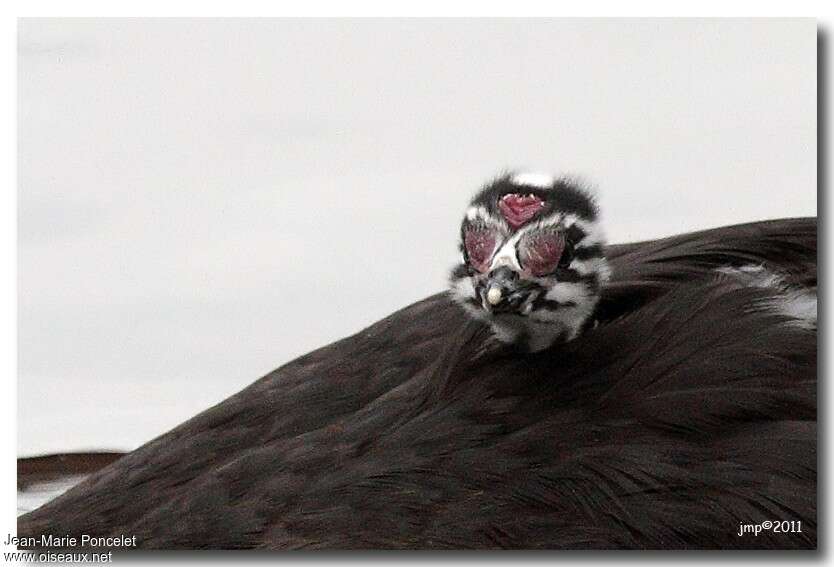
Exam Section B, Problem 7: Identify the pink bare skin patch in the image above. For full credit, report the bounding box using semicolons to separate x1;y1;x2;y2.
464;228;497;273
519;232;566;277
498;193;546;229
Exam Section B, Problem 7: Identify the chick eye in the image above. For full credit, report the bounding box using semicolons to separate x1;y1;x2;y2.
519;232;566;277
464;227;497;273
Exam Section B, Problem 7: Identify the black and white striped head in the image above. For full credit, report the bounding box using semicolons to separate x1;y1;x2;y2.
449;172;610;351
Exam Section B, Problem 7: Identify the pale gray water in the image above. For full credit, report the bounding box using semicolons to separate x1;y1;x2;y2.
17;475;87;516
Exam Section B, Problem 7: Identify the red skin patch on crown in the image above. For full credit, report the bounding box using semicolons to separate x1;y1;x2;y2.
498;193;546;229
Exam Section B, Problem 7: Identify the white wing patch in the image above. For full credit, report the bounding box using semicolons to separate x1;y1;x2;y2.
771;289;817;330
717;265;817;330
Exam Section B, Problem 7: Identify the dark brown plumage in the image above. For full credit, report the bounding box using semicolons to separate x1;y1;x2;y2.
18;218;817;549
17;453;125;491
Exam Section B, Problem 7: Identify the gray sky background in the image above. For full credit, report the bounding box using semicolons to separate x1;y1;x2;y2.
18;18;816;455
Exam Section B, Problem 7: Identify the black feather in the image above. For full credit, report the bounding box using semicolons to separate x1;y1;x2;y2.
18;218;816;550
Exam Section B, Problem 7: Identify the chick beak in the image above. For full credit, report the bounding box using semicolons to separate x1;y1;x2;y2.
484;266;522;312
486;286;503;305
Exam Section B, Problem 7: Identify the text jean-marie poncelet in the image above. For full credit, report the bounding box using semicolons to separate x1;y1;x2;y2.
5;533;137;548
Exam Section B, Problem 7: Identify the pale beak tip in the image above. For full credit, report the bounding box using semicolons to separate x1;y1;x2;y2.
486;286;503;306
